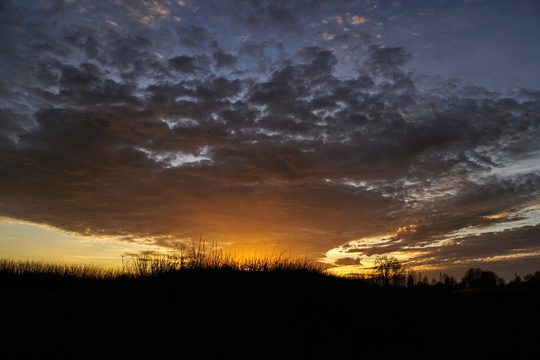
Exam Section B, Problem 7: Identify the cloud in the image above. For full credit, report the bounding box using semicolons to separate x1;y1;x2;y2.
169;54;210;73
335;257;363;266
407;224;540;270
226;0;304;32
368;45;411;70
1;0;540;269
348;14;368;25
212;42;238;68
176;25;215;48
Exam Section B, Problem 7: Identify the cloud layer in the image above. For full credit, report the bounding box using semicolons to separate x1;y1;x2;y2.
1;0;540;274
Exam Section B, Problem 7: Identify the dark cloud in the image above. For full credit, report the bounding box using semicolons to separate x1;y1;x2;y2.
176;25;215;48
368;45;411;71
169;55;210;73
212;42;238;68
1;0;540;275
335;257;363;266
226;0;304;32
400;224;540;281
0;109;30;150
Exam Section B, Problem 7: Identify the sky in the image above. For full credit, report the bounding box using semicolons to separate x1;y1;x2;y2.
1;0;540;279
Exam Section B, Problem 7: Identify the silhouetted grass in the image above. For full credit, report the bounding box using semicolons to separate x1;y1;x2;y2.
125;247;327;277
1;250;540;359
0;259;122;279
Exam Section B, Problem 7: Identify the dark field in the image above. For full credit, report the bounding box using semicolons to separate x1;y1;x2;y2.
1;260;539;359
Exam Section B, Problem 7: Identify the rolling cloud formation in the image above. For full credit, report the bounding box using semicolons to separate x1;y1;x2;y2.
1;0;540;273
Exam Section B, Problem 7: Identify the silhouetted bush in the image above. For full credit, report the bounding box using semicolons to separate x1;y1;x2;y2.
460;267;505;288
523;270;540;288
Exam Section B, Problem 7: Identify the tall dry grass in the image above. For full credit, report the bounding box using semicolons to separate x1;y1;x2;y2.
0;258;122;279
126;239;327;277
1;240;327;279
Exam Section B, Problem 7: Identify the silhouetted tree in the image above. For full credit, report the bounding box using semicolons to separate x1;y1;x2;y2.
523;271;540;288
373;255;404;287
407;273;416;288
435;272;458;287
461;267;504;288
408;273;430;288
507;273;522;287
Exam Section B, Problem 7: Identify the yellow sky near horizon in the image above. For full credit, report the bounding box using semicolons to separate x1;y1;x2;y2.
0;219;160;268
3;213;538;280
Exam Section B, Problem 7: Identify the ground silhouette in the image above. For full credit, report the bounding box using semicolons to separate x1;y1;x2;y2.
1;259;539;359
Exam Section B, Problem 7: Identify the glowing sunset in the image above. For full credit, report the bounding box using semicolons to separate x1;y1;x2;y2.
1;0;540;280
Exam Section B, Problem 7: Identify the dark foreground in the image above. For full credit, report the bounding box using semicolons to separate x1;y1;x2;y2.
2;270;539;359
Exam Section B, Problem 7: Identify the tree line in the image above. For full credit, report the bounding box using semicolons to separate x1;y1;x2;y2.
367;255;540;289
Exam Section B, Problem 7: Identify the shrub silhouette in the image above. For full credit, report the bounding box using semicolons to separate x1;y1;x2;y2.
523;270;540;288
460;267;504;288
